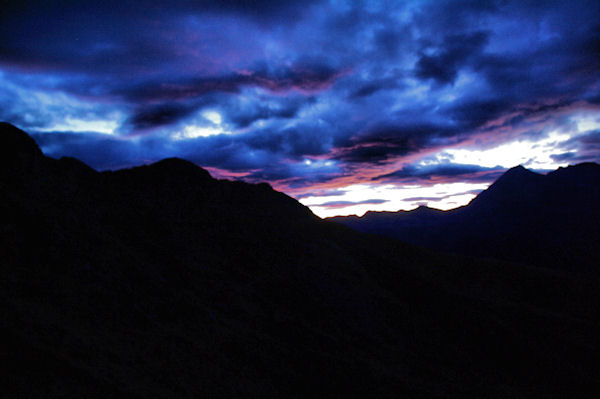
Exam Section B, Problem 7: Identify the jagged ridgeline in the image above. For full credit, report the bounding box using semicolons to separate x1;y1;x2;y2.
331;163;600;274
2;122;599;398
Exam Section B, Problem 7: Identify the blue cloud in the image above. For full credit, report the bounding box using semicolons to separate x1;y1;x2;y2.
0;0;598;200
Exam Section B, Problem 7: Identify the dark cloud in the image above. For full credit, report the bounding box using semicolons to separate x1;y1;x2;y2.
445;99;513;130
334;124;460;164
333;142;411;164
228;103;300;128
550;152;579;162
281;127;332;158
0;1;323;82
587;94;600;105
224;96;307;128
351;84;386;99
127;104;196;131
235;122;334;161
403;189;484;202
415;31;489;85
349;77;402;99
314;199;389;209
567;130;600;148
553;130;600;163
31;132;142;170
295;189;348;200
235;160;343;187
373;163;504;183
116;65;341;104
241;129;285;154
402;196;443;202
176;0;319;16
0;0;319;35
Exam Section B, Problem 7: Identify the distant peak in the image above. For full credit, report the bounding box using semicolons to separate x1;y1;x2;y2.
552;162;600;173
547;162;600;181
0;122;43;157
147;158;213;180
468;164;545;207
410;205;446;216
411;205;431;214
58;156;97;174
505;164;530;174
0;123;45;173
415;205;432;211
151;157;198;168
497;164;541;181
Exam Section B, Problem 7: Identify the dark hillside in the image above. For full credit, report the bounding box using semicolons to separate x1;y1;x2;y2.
2;123;599;398
331;163;600;274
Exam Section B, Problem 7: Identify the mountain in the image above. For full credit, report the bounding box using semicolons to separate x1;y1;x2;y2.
2;122;600;398
330;163;600;274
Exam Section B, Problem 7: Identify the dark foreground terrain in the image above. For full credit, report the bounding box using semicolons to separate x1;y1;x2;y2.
331;163;600;275
2;122;599;398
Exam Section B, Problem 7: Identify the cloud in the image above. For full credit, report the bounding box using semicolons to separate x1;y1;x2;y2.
403;189;483;202
127;104;197;131
224;96;305;128
295;188;348;200
445;98;514;130
117;65;342;104
551;129;600;163
31;131;142;170
415;31;489;85
373;163;504;183
313;199;389;209
333;124;460;164
550;152;579;162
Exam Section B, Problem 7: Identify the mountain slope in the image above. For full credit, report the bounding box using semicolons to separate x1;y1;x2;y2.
2;123;599;398
331;163;600;274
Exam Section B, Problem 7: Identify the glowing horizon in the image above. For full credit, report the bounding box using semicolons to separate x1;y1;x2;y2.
2;1;599;217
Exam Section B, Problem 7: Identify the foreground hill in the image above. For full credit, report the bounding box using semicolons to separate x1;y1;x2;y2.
1;122;599;398
330;164;600;274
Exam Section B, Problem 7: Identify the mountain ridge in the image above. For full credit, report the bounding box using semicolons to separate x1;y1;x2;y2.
330;163;600;274
2;122;600;398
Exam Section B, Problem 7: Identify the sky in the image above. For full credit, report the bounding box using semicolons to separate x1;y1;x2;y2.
1;0;599;217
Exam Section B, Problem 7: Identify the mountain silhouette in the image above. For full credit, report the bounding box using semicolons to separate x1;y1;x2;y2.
331;163;600;274
2;122;599;398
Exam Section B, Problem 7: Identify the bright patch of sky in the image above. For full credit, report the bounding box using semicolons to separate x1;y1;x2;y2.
202;110;222;125
441;114;600;170
442;132;572;170
301;181;488;218
1;72;122;134
575;113;600;132
35;117;120;134
172;110;230;140
172;125;224;139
